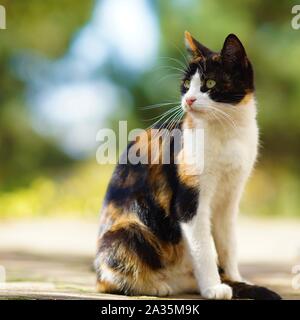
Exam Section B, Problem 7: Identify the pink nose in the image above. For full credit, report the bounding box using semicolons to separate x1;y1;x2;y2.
186;97;196;106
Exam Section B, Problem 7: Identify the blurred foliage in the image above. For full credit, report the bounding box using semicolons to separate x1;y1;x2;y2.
0;0;94;190
0;0;299;218
0;162;113;219
243;163;300;217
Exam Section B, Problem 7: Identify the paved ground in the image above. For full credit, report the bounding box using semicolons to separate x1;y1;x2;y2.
0;217;300;300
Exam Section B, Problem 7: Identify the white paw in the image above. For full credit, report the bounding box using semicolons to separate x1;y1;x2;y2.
202;284;232;300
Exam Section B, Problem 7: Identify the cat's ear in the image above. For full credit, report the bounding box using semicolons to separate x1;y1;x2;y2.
221;34;247;67
184;31;211;59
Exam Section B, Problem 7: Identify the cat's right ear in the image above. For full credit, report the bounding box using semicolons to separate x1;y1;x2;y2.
184;31;211;59
221;34;247;67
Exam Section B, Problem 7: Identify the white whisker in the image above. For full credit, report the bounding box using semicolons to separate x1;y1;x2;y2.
145;105;181;130
139;101;180;110
158;57;187;70
156;65;185;74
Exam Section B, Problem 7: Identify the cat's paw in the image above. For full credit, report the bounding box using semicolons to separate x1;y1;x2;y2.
157;283;173;296
202;284;233;300
149;282;173;297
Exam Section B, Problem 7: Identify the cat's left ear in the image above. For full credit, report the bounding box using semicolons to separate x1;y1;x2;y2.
184;31;211;59
221;34;248;67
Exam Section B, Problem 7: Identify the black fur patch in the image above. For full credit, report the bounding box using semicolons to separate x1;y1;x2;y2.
133;188;182;244
100;224;162;270
174;182;199;222
225;281;282;300
162;160;199;222
104;164;146;207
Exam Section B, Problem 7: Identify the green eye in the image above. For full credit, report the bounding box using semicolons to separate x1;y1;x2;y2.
206;79;216;89
184;80;190;88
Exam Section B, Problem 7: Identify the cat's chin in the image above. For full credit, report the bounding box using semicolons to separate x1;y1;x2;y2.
186;109;210;121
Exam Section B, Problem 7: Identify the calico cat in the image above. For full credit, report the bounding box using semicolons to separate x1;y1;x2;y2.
94;32;281;300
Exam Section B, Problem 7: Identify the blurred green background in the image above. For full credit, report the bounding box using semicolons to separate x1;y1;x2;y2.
0;0;299;219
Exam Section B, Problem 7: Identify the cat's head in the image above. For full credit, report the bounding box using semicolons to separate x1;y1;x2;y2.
181;32;254;118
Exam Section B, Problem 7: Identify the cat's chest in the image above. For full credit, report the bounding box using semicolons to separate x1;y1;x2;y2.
177;121;258;188
202;126;258;175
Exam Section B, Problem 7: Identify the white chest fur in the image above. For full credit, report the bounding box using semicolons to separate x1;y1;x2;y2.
186;98;259;186
203;120;258;176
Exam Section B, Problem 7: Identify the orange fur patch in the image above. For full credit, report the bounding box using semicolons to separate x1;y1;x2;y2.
96;279;119;293
212;54;221;62
148;164;172;215
238;92;253;105
185;31;197;52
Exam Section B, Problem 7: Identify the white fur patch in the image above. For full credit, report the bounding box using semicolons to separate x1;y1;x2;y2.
181;71;215;112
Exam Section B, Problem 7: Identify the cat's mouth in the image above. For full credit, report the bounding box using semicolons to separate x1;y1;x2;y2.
183;104;208;114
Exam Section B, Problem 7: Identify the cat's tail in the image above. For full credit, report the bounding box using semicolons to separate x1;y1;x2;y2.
224;280;282;300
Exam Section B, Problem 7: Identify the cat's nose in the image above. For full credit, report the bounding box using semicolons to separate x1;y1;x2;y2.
186;97;196;107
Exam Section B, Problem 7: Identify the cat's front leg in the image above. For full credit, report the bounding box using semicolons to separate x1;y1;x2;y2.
181;203;232;300
212;204;242;282
212;186;244;283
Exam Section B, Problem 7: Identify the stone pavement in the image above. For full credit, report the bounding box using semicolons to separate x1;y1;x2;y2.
0;217;299;300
